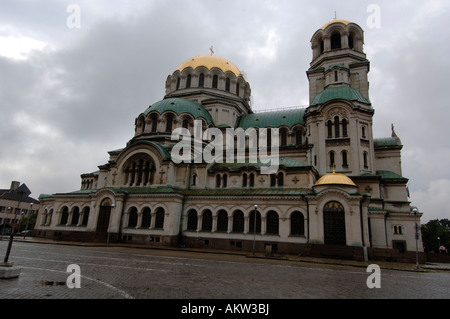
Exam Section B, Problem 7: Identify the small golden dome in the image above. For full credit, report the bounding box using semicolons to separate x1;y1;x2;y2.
320;19;351;30
315;169;356;187
174;55;243;78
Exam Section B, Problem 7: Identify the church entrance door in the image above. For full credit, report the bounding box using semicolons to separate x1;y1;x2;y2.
323;201;346;245
96;199;112;233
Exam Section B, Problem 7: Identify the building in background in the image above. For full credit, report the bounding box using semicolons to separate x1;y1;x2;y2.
35;19;423;262
0;181;40;235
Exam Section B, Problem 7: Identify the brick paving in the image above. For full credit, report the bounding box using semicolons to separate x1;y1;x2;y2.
1;238;449;300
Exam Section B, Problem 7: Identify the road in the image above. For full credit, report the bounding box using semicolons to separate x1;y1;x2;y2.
1;240;449;301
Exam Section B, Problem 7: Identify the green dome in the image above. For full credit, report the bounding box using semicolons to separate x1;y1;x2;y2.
311;86;371;106
144;98;214;125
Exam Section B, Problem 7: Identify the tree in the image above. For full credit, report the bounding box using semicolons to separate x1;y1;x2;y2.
421;219;450;253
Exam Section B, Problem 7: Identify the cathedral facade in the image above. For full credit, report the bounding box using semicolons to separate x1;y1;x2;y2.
36;20;423;261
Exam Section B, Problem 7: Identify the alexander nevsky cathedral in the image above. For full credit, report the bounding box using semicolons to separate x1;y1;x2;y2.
36;19;424;261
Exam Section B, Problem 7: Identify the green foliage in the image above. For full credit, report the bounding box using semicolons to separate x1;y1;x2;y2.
421;219;450;252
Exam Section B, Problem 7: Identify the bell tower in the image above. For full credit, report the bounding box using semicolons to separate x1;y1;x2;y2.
307;19;370;102
305;20;375;177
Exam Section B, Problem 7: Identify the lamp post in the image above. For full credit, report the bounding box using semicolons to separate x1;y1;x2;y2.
107;203;115;244
23;203;32;239
4;189;25;263
413;208;419;269
1;207;11;239
252;205;257;255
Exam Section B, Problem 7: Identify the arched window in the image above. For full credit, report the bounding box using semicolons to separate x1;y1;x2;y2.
70;207;80;225
123;154;155;187
81;207;90;226
182;119;189;129
249;173;255;187
320;39;324;54
155;207;165;229
187;210;197;231
242;173;247;187
342;151;348;168
334;116;340;138
201;210;213;231
331;32;341;50
249;210;261;234
295;130;302;145
199;73;204;87
232;210;244;233
277;172;284;187
60;207;69;225
186;74;191;89
222;174;227;188
142;207;151;228
176;77;180;90
165;114;173;132
280;128;287;146
330;151;335;168
212;74;218;88
192;174;197;186
216;174;221;188
236;82;240;96
270;174;276;187
128;207;138;228
150;114;158;133
225;78;230;92
327;120;333;138
342;119;348;137
363;152;368;168
217;210;228;232
266;211;279;235
291;211;305;236
348;34;354;49
362;126;366;138
334;70;338;82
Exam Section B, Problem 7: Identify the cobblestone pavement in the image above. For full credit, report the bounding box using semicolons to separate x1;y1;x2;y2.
1;239;449;300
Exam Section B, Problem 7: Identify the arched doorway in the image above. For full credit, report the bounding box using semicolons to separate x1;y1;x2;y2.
323;201;346;245
96;198;112;233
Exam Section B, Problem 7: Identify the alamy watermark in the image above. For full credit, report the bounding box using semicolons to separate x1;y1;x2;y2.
66;264;81;288
66;4;81;29
367;4;381;29
366;264;381;289
171;120;280;174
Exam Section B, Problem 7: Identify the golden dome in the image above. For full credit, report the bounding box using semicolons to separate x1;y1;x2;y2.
315;169;357;187
320;19;351;30
174;55;243;78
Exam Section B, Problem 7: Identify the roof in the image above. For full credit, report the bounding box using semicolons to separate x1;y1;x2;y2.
320;19;351;30
314;170;357;187
144;98;214;125
311;86;371;106
374;137;401;147
236;108;306;129
174;55;243;78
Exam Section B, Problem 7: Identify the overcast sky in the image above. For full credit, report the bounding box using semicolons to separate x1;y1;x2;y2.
1;0;449;223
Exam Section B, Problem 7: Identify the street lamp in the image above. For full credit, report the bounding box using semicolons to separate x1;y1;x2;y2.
107;203;115;244
23;203;32;239
252;205;257;255
413;208;419;269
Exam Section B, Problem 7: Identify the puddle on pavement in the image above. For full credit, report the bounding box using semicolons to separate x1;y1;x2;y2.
39;280;66;286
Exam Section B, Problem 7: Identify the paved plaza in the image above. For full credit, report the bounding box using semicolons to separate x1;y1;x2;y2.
0;239;449;302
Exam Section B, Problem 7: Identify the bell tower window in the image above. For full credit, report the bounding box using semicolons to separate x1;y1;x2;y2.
212;75;218;88
348;34;354;49
225;78;230;92
186;74;191;88
331;32;341;50
199;73;204;87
